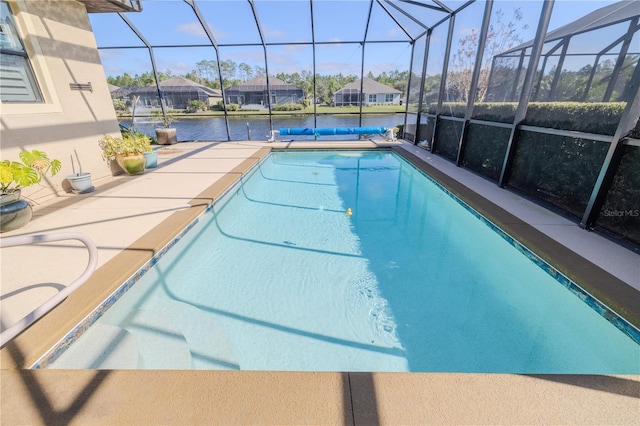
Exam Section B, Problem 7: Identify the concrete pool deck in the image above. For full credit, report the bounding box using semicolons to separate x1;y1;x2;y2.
1;140;638;424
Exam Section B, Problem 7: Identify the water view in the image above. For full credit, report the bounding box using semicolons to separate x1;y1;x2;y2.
122;114;405;142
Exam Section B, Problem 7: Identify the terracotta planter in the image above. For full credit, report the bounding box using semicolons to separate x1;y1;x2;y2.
116;153;146;175
0;190;33;233
155;128;177;145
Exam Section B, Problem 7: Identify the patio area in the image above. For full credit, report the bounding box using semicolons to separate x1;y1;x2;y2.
1;140;638;424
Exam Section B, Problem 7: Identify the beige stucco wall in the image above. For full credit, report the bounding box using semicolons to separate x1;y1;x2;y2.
0;0;120;203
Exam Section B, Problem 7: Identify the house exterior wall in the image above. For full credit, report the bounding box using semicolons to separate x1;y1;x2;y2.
226;89;303;106
272;90;303;105
365;92;401;105
1;0;121;203
334;91;401;106
117;87;219;110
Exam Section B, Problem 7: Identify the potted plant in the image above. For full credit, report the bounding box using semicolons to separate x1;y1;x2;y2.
143;144;158;169
66;170;93;193
152;109;178;145
135;131;159;169
66;150;93;193
125;129;156;168
98;131;151;175
0;150;61;232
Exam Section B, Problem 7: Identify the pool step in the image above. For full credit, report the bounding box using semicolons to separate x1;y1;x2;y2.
148;298;239;370
49;322;139;369
119;308;192;369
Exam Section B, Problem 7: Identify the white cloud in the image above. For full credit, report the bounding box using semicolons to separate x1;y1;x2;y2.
263;25;287;39
157;59;193;76
176;22;207;38
176;21;227;40
281;44;307;54
315;61;360;75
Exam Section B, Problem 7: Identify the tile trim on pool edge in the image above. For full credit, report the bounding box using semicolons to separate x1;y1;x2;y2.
390;149;640;345
31;158;266;369
32;148;640;369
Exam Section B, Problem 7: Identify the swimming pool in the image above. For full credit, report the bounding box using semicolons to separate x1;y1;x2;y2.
41;150;639;372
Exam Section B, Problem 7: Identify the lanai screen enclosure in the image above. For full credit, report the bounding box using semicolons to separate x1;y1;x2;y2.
91;0;640;249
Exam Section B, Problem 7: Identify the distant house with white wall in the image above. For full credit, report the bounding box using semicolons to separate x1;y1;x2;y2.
334;77;401;107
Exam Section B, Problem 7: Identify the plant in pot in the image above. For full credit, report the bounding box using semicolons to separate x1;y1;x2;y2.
129;129;158;169
99;131;151;176
143;141;158;169
66;150;93;193
0;150;61;232
152;109;178;145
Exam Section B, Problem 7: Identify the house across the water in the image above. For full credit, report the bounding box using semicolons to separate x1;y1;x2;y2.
334;77;401;107
225;76;304;107
113;76;222;110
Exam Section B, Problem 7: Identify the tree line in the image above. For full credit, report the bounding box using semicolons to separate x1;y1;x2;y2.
107;10;525;106
107;59;410;105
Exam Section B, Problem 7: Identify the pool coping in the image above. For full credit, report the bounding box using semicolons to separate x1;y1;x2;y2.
1;146;272;370
3;141;639;367
27;144;640;371
1;141;639;424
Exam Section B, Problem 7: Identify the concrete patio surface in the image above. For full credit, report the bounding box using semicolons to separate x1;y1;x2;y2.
1;140;638;425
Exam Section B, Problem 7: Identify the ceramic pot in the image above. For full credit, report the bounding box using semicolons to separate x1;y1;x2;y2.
0;190;33;233
116;153;146;175
155;128;177;145
66;172;94;193
0;190;21;206
144;150;158;169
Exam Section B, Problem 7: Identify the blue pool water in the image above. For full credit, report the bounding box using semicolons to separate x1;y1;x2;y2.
46;150;639;372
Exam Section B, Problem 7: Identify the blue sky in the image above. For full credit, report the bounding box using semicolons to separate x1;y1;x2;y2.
92;0;620;79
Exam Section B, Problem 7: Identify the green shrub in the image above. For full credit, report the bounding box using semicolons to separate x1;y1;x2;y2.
597;144;640;246
509;131;609;219
437;101;628;135
151;109;177;128
434;119;463;161
524;102;625;135
273;103;303;111
472;103;517;123
187;99;206;112
439;102;466;118
112;97;128;112
217;101;239;111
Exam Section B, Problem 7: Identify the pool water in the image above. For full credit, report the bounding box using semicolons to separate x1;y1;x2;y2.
46;150;639;372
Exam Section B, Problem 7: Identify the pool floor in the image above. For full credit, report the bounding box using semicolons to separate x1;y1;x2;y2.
44;150;639;373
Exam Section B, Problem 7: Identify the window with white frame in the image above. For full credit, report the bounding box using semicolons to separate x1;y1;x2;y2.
385;93;394;103
368;94;376;103
0;1;43;102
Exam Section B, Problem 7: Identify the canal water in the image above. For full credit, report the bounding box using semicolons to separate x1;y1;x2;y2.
123;114;405;142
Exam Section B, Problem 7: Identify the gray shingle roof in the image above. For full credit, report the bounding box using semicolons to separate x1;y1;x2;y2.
159;76;221;96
